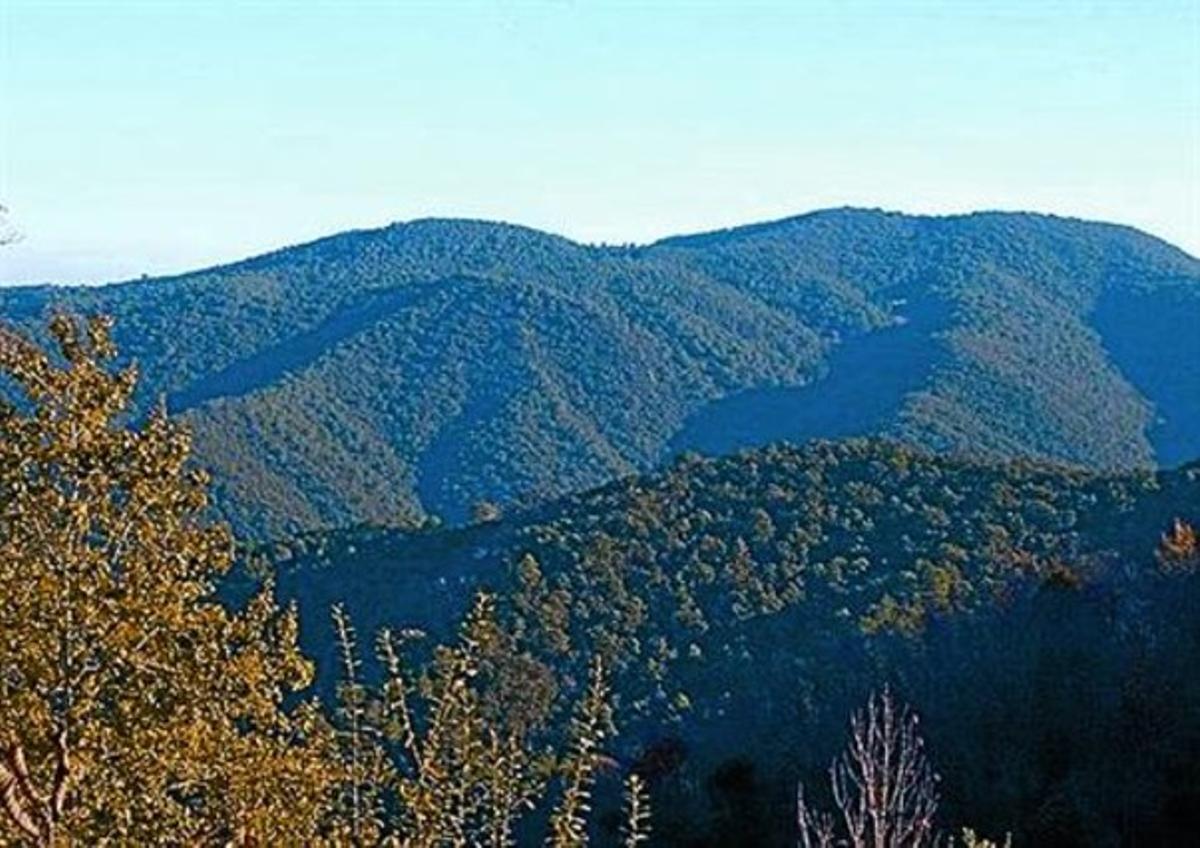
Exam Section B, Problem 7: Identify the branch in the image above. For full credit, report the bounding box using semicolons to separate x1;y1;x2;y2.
0;742;51;842
0;757;42;840
51;728;70;819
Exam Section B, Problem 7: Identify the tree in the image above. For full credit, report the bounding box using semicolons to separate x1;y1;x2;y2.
471;500;503;524
0;315;336;844
547;657;612;847
621;773;651;847
326;592;617;847
796;688;939;848
1158;518;1198;573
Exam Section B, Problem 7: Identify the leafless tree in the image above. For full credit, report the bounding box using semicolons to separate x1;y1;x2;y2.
798;687;941;848
797;783;838;848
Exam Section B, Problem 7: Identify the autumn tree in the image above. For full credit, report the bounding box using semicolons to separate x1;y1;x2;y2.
0;315;336;845
547;657;612;847
325;591;614;846
471;500;503;524
1157;518;1198;573
621;773;651;847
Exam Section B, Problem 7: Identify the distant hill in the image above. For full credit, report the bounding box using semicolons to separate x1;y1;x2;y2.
2;208;1197;536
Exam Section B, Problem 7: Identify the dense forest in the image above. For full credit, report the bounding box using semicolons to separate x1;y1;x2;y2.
5;313;1196;844
2;207;1198;844
2;209;1197;536
271;440;1200;845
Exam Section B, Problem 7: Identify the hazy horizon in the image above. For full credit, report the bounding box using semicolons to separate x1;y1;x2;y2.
2;0;1198;284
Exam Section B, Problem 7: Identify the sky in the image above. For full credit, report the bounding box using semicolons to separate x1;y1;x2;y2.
1;0;1197;285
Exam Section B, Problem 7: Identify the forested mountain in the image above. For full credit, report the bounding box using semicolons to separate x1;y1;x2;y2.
3;208;1197;536
272;438;1198;681
268;439;1200;844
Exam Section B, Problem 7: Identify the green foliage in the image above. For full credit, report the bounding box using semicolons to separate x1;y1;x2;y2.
280;438;1197;721
3;210;1196;536
277;437;1200;844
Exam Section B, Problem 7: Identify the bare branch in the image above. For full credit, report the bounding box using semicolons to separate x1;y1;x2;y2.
797;688;941;848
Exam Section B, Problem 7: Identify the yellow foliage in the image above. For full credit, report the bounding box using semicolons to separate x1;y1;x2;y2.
0;316;634;844
955;827;1012;848
547;657;611;848
621;773;650;847
0;316;336;845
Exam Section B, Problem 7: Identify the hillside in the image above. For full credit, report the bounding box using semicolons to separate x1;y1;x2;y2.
3;208;1197;536
271;438;1197;684
267;439;1200;844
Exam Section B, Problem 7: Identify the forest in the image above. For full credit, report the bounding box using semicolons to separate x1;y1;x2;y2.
0;314;1197;845
4;0;1197;843
2;209;1197;537
274;438;1200;844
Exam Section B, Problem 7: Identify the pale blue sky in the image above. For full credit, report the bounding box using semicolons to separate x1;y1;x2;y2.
1;0;1197;284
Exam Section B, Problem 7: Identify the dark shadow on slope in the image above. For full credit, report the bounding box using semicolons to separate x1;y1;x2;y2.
1092;283;1200;467
415;372;515;525
166;283;437;411
668;300;948;457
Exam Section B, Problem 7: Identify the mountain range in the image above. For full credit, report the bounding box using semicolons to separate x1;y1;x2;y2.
2;207;1197;537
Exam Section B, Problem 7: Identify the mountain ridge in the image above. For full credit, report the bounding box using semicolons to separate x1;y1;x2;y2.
653;206;1198;254
1;207;1197;536
10;206;1196;293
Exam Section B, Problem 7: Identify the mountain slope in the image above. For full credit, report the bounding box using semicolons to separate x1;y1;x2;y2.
263;439;1200;845
271;438;1200;668
2;208;1197;535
